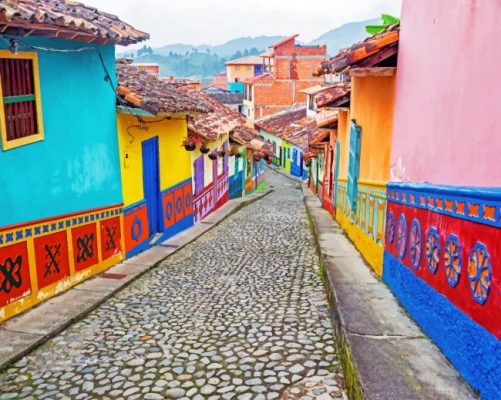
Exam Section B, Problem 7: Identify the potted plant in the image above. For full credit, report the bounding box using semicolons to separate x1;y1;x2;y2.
218;149;226;158
183;138;196;151
235;152;242;159
208;153;217;160
200;144;210;154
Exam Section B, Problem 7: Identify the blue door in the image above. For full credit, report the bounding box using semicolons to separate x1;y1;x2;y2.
142;137;161;236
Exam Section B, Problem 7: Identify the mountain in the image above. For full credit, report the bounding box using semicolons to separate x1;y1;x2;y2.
308;18;379;55
121;19;380;80
152;35;285;58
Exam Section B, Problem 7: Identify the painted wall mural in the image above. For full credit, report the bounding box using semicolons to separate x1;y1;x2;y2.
123;179;194;257
383;182;500;398
0;205;123;321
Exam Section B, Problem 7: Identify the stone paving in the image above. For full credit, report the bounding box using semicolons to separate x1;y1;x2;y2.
0;170;345;400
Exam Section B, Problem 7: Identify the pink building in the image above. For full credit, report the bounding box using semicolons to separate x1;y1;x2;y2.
383;1;501;398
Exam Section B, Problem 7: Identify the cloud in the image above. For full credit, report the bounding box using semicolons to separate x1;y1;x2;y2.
84;0;401;48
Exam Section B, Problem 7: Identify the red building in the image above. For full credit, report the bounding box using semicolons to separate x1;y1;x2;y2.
243;35;326;121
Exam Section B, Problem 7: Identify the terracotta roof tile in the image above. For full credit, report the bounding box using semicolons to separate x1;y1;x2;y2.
177;85;245;142
0;0;149;45
116;60;212;115
231;126;272;155
316;82;351;108
315;24;399;76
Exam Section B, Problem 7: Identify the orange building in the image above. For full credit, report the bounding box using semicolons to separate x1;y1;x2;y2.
243;35;326;122
212;73;227;91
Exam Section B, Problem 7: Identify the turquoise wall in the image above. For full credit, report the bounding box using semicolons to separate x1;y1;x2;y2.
0;36;122;226
227;82;245;94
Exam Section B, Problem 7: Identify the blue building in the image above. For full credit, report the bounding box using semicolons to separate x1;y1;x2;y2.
0;0;148;321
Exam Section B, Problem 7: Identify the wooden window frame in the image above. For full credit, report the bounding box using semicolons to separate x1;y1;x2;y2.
0;50;44;151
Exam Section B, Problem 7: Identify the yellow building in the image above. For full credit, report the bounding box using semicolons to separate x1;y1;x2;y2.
314;26;399;276
226;56;264;94
115;61;212;257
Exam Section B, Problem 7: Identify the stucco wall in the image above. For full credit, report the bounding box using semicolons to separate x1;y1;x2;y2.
116;114;190;207
390;0;501;186
351;75;396;182
0;37;121;227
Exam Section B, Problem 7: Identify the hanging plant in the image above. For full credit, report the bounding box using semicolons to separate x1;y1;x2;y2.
182;138;196;151
306;160;312;167
235;152;242;159
208;153;217;160
218;150;225;158
200;144;210;154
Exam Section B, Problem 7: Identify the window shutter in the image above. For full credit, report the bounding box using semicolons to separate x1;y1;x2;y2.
0;58;39;141
347;121;361;212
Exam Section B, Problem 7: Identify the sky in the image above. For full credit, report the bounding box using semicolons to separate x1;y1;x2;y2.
85;0;402;49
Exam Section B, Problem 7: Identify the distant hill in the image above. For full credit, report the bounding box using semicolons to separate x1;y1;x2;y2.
308;18;379;55
120;20;380;80
151;36;285;58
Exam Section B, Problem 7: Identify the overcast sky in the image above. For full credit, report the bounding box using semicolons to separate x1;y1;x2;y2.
84;0;401;49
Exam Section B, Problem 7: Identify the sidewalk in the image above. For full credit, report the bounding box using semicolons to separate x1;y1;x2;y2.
303;186;476;399
0;188;272;371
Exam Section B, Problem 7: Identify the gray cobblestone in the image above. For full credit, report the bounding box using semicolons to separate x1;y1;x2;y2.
0;170;345;398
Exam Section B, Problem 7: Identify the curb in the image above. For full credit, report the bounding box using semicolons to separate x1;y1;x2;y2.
0;188;273;372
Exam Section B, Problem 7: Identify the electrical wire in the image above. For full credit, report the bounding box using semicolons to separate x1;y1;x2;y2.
0;34;189;140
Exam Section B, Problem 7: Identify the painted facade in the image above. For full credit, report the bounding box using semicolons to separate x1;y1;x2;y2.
191;136;230;222
313;25;399;276
226;56;264;94
117;115;195;257
380;1;501;398
0;4;148;321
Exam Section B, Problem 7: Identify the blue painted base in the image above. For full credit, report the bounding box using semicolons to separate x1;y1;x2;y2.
383;251;501;400
155;215;194;245
126;238;150;259
126;215;194;258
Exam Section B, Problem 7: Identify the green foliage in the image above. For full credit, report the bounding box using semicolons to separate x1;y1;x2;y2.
365;13;400;35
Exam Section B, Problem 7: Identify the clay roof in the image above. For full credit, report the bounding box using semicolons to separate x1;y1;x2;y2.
231;126;272;155
226;56;263;65
178;85;245;142
243;73;271;85
315;24;399;76
0;0;149;45
255;107;307;135
207;92;244;105
316;82;351;108
116;60;212;115
255;107;316;151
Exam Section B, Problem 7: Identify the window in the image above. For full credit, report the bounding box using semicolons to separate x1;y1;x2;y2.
308;94;316;111
0;51;44;150
235;65;240;71
347;121;362;212
193;155;204;195
246;65;251;71
249;86;253;101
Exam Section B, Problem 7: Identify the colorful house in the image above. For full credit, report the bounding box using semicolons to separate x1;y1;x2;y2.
255;106;310;176
225;56;264;94
242;35;326;122
303;83;351;213
381;1;501;397
314;25;399;276
115;61;211;258
0;1;147;321
176;86;242;222
229;126;272;197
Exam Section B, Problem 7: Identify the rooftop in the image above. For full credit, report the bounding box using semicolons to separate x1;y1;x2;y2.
225;56;264;66
206;92;244;105
177;85;246;142
116;60;211;115
315;82;351;108
0;0;149;45
315;24;399;76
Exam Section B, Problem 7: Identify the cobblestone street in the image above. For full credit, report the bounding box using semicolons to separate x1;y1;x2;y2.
0;170;345;400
